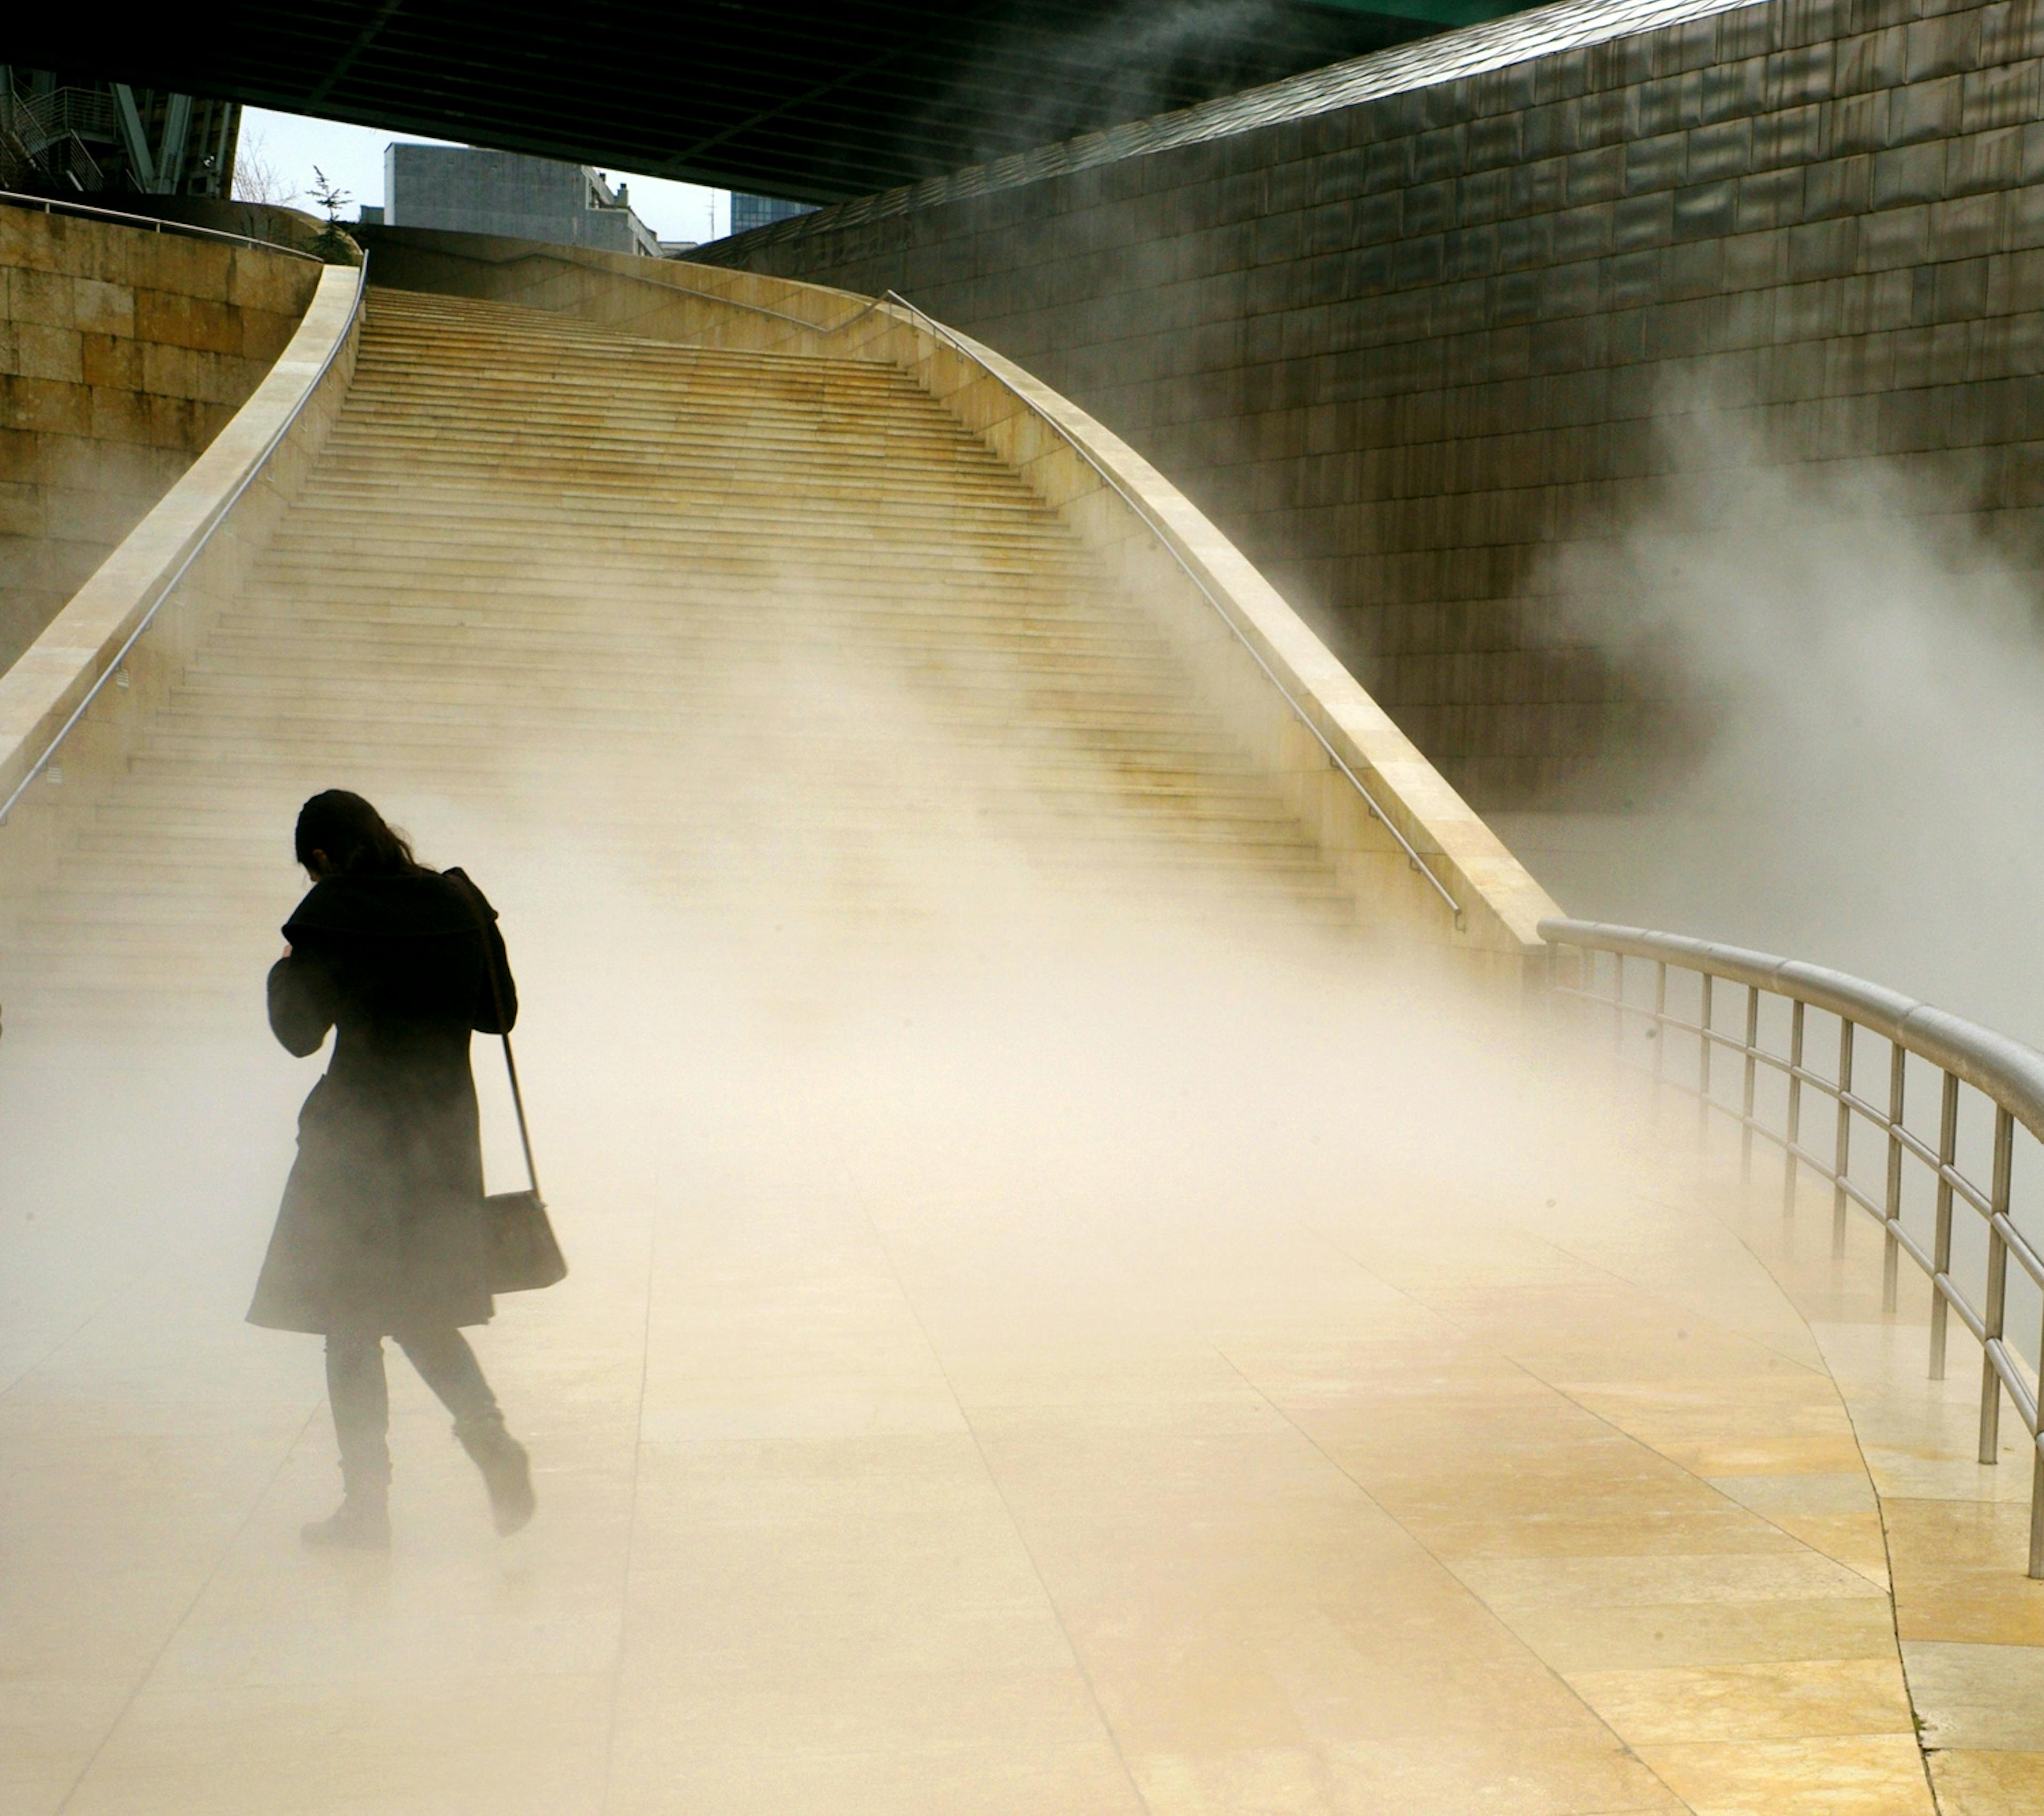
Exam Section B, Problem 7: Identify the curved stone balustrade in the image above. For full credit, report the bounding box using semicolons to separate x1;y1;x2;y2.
357;226;1561;968
0;199;327;672
0;258;362;915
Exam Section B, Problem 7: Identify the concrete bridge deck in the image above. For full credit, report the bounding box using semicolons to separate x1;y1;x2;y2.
1;285;2037;1815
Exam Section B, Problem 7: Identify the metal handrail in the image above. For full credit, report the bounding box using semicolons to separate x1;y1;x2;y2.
0;188;323;262
373;240;1465;921
875;288;1464;924
0;256;369;827
10;214;1466;921
1542;915;2044;1574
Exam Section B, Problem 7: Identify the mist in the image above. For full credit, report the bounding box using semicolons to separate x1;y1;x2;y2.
0;480;1881;1807
913;0;1318;178
1512;405;2044;1047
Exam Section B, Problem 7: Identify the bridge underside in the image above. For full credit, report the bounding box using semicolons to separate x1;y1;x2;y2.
6;0;1524;203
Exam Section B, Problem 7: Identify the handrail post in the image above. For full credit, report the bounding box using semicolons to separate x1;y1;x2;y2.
1741;984;1759;1182
1784;998;1806;1221
2031;1435;2044;1579
1697;971;1713;1142
1653;960;1668;1120
1980;1105;2014;1466
1833;1019;1855;1260
1612;954;1625;1058
1883;1041;1905;1313
1931;1069;1958;1380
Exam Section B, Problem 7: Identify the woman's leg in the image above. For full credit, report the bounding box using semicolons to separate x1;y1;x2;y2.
394;1327;535;1536
392;1326;497;1427
307;1330;392;1547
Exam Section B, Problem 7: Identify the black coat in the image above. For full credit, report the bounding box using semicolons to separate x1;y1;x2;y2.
247;867;516;1336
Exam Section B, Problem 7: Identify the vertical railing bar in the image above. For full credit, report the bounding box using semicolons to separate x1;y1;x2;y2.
1980;1104;2014;1467
1741;983;1759;1183
2032;1261;2044;1575
2032;1433;2044;1580
1931;1070;1958;1381
1653;961;1668;1118
1883;1039;1906;1314
1784;999;1807;1221
1542;923;2044;1574
2033;1269;2044;1575
1833;1019;1855;1260
1697;971;1714;1142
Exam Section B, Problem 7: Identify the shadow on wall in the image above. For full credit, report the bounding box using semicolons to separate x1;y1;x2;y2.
1502;395;2044;1042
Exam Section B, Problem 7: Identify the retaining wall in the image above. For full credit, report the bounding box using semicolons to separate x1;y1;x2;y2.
0;204;321;674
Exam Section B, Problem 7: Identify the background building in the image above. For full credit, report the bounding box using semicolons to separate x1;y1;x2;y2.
381;145;661;256
0;67;238;199
730;193;817;237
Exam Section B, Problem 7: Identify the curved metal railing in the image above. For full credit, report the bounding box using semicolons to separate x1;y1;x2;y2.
1542;916;2044;1574
878;288;1464;925
0;188;322;262
365;236;1466;923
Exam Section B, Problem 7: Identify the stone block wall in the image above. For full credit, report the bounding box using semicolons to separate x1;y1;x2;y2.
704;0;2044;808
0;205;321;673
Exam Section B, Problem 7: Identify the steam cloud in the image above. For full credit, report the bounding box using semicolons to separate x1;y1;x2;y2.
1534;404;2044;1045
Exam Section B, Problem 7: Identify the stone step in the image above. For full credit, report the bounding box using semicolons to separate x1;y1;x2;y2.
8;287;1356;1017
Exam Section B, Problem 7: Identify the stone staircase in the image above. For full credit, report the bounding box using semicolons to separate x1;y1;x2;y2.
4;286;1357;1026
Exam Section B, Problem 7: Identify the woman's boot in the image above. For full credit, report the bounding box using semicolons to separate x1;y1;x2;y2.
454;1415;535;1535
302;1493;391;1548
302;1462;391;1549
313;1332;393;1547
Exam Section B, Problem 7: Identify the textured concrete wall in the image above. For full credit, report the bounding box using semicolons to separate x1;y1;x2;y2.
384;147;661;256
0;206;320;673
705;0;2044;808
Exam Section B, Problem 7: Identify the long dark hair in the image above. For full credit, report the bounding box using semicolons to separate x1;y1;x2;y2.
294;790;425;877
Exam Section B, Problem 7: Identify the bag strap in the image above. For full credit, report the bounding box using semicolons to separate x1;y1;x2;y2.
459;872;542;1206
498;1034;543;1206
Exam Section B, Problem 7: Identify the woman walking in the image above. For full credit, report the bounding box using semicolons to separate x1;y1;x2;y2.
249;790;535;1549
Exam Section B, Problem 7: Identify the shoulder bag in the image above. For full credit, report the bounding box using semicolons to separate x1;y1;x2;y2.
464;879;567;1293
484;1031;567;1292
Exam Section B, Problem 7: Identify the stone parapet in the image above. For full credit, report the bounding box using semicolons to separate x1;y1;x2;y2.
0;260;362;931
0;203;322;675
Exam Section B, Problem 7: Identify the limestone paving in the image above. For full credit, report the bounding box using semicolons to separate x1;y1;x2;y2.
0;285;2002;1814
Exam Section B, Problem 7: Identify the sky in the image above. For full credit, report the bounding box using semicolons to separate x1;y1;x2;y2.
236;107;731;244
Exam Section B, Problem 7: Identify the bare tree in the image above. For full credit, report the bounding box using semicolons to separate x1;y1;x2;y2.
233;132;295;207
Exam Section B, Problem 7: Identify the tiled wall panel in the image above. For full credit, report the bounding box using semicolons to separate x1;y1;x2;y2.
706;0;2044;807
